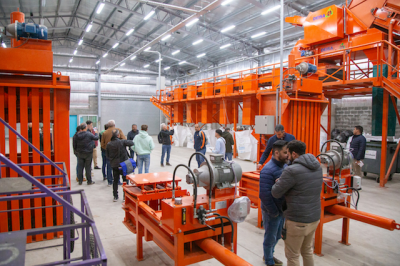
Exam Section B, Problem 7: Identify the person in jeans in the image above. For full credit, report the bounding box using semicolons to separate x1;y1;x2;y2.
106;129;134;202
73;123;99;185
350;125;366;177
127;124;139;159
133;125;154;174
212;129;226;158
222;128;235;161
86;120;100;170
159;124;174;166
272;140;323;266
99;123;110;181
259;140;288;266
194;124;207;167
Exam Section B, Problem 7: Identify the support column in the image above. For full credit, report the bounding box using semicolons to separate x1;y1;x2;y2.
96;63;101;128
380;90;389;187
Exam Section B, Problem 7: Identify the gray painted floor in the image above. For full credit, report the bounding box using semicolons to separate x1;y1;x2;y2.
25;137;400;266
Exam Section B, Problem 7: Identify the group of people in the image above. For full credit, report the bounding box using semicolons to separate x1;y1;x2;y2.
258;124;366;266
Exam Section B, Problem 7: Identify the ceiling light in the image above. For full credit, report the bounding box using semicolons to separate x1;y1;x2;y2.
221;25;235;33
2;43;6;48
220;43;231;49
144;47;151;51
172;50;180;55
192;39;203;45
96;2;105;14
251;32;266;38
103;53;108;57
69;58;73;63
126;28;134;36
261;5;281;15
161;34;171;41
197;53;206;58
144;64;150;68
86;22;93;32
155;58;163;62
78;39;83;45
120;62;125;66
221;0;234;6
95;60;100;64
130;55;136;60
144;10;155;20
112;43;119;48
164;66;170;70
179;61;186;65
186;18;199;27
73;50;77;55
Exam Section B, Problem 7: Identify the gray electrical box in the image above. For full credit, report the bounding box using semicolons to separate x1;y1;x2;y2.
255;115;275;134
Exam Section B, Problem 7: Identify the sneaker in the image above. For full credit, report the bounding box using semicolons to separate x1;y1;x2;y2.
273;257;283;266
79;182;82;185
166;162;171;166
103;177;106;181
161;163;164;167
94;166;101;169
262;256;277;266
83;178;87;182
87;181;95;185
113;197;118;202
107;184;111;187
76;177;79;182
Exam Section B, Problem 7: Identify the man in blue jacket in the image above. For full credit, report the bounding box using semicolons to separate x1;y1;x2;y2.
350;125;366;177
258;125;295;170
194;124;207;167
259;140;288;266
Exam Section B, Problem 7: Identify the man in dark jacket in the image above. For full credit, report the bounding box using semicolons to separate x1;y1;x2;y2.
222;128;235;161
258;125;295;169
73;123;99;185
259;140;288;266
73;125;85;182
194;124;207;167
272;140;322;266
106;129;134;202
159;124;174;167
127;124;139;159
350;125;366;177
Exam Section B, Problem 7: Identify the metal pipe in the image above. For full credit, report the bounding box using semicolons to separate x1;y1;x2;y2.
278;0;284;124
143;50;161;92
136;0;199;13
380;90;389;187
326;205;400;231
195;238;252;266
97;62;101;129
388;19;394;78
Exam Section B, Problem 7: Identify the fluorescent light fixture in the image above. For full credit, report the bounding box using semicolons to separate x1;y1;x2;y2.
103;53;108;58
96;2;105;14
112;43;119;48
221;0;233;6
161;34;171;41
120;62;125;66
130;55;136;60
186;18;199;27
220;43;231;49
78;39;83;45
172;50;180;55
155;58;163;62
2;43;6;48
86;22;93;32
73;50;77;55
221;25;235;33
261;5;281;15
197;53;206;58
179;61;186;65
69;58;73;63
144;47;151;51
192;39;203;45
95;60;100;64
126;28;134;36
251;31;266;38
144;64;150;68
164;66;170;70
144;10;155;20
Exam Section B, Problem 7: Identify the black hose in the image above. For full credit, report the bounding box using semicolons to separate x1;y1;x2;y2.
316;153;336;181
172;164;197;211
346;187;360;210
188;152;214;210
213;214;234;249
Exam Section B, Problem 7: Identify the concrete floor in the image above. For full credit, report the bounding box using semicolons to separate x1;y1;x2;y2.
25;136;400;266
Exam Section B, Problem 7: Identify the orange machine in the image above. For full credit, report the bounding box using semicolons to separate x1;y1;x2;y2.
122;154;252;266
0;9;71;242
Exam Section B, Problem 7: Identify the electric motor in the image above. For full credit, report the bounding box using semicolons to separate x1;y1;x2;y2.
6;21;48;40
295;62;317;75
320;148;354;170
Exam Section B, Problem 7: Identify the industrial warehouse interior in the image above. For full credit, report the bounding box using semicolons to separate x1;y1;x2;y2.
0;0;400;266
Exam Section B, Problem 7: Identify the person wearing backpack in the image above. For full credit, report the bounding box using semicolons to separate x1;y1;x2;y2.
194;124;207;168
159;124;174;167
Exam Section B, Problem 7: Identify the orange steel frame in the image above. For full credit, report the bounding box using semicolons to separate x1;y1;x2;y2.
122;172;248;266
0;10;71;242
